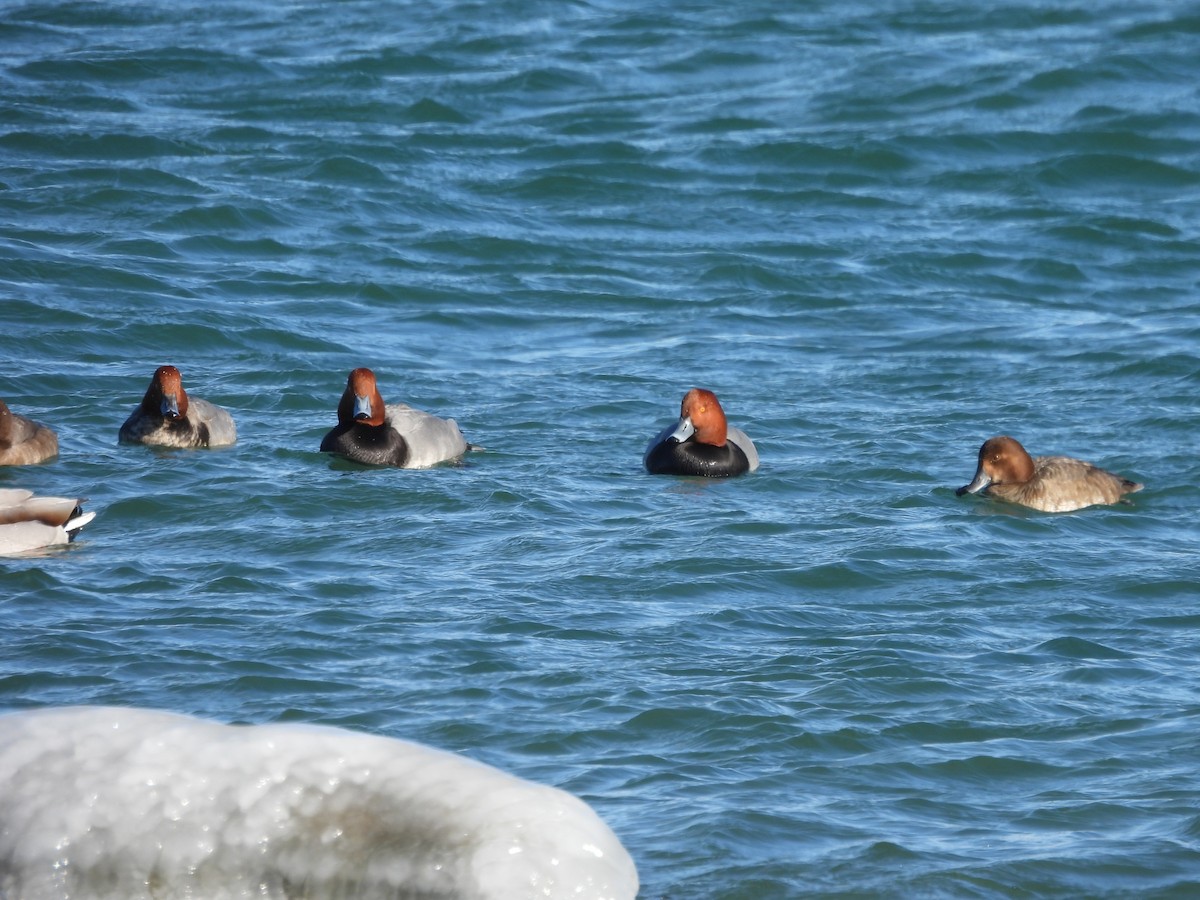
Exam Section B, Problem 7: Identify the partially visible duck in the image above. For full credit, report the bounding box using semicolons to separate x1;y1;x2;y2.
119;365;236;449
0;399;58;465
0;488;96;555
956;435;1143;513
644;388;759;477
320;367;470;468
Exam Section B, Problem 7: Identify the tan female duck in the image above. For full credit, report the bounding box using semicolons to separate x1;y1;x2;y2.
0;399;58;465
956;435;1142;512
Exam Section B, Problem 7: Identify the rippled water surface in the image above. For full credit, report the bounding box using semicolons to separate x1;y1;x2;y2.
2;0;1199;896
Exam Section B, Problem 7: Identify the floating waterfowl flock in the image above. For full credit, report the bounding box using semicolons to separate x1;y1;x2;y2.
0;369;1148;556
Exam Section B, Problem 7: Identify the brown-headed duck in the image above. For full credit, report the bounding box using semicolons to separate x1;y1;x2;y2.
0;488;96;555
320;367;471;468
119;365;237;449
956;435;1143;512
0;399;58;465
644;388;759;477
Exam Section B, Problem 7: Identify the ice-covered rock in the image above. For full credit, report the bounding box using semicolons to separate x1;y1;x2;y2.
0;706;638;900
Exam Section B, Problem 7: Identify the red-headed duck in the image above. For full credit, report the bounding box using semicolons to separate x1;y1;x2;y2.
119;365;237;449
0;399;58;465
956;435;1143;513
0;488;96;555
320;367;471;468
644;387;759;477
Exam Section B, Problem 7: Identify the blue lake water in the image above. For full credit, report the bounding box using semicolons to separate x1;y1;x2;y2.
2;0;1199;896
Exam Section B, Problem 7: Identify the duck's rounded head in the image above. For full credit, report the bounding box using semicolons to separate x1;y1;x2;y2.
338;367;387;427
956;435;1035;495
145;365;189;420
678;388;728;447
